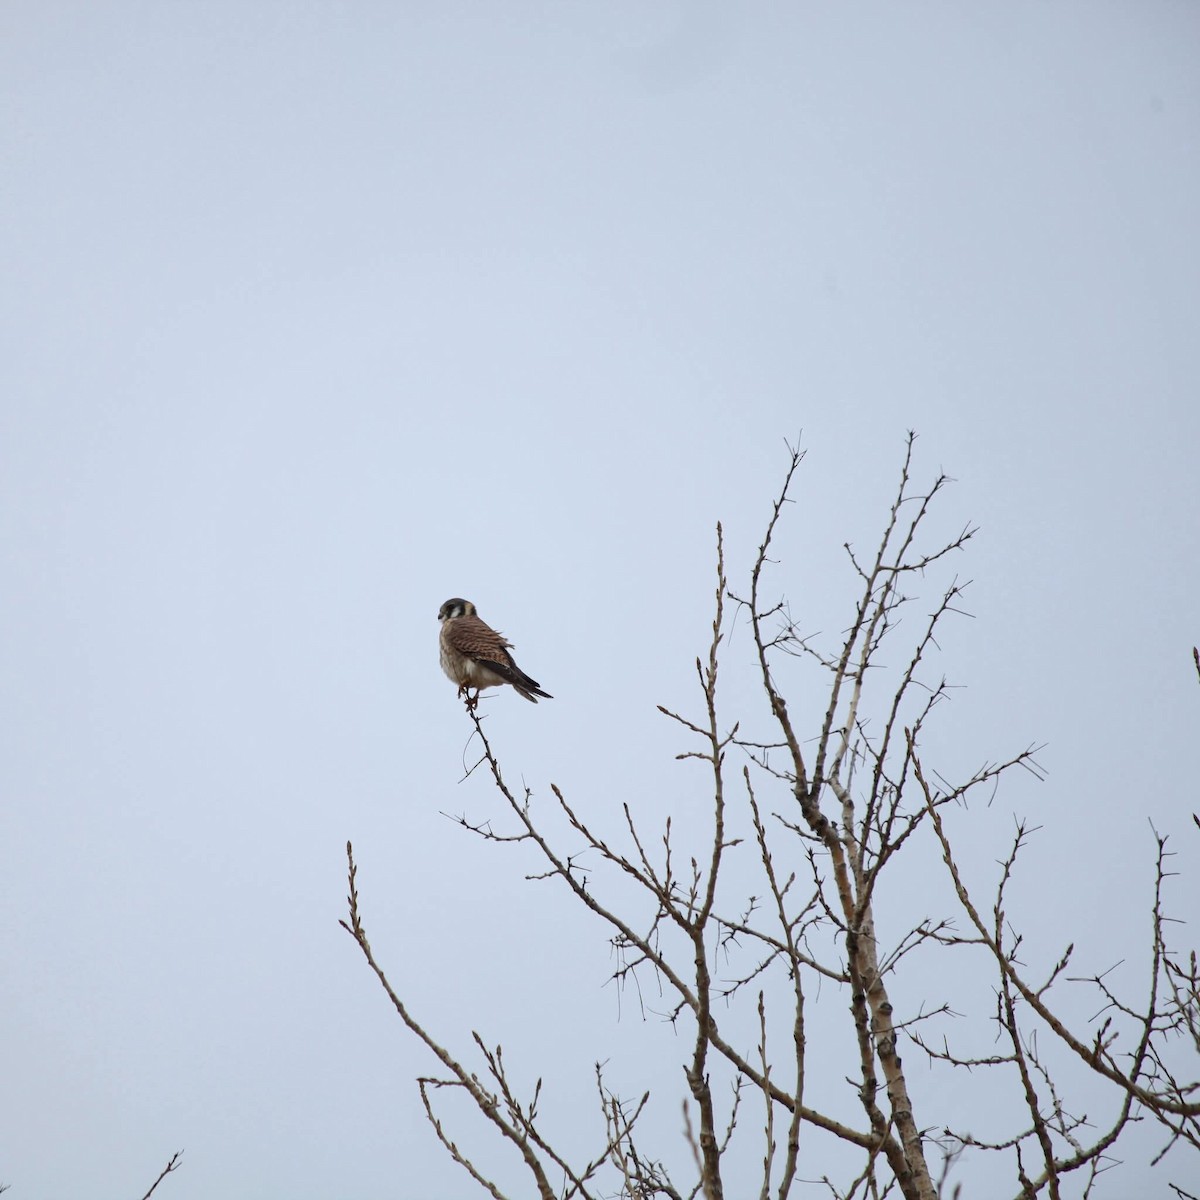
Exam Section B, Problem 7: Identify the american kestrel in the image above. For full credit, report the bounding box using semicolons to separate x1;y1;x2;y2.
437;598;553;704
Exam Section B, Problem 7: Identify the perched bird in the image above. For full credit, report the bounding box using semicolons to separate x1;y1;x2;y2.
437;597;553;704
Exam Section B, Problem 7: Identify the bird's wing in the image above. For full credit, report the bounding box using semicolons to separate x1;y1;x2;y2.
447;615;515;661
448;616;550;698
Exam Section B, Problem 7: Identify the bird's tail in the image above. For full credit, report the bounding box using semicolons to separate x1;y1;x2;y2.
514;677;553;703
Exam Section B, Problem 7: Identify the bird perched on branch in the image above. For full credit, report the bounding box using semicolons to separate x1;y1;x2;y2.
437;598;553;705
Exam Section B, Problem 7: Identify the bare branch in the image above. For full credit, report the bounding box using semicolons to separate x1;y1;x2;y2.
138;1152;183;1200
339;440;1199;1200
340;842;559;1200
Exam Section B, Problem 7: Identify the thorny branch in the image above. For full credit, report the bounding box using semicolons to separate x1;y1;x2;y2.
341;438;1198;1199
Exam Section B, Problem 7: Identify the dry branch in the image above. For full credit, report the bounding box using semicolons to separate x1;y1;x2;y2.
341;439;1198;1199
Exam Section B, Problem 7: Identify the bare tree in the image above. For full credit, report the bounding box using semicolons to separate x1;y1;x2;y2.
342;437;1199;1199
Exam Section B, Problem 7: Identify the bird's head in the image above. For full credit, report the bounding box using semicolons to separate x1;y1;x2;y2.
438;598;476;621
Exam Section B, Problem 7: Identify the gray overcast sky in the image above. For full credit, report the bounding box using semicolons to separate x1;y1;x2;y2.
2;3;1198;1197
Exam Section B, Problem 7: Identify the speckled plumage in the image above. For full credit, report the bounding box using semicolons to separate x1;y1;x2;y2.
437;598;553;704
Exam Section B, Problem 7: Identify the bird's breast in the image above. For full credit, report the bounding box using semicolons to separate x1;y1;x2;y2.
439;634;466;684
